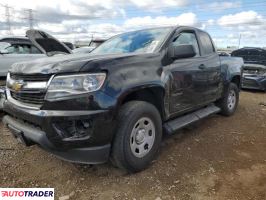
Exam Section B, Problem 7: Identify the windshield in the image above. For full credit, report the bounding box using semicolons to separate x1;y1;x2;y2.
93;28;171;54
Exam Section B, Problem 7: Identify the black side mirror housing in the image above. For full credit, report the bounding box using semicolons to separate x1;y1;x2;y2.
168;44;196;60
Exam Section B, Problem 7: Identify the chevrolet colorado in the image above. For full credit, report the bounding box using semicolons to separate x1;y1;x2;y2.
3;27;243;172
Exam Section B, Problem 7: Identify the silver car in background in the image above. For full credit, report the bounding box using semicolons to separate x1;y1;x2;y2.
0;37;46;80
0;37;46;109
0;30;73;109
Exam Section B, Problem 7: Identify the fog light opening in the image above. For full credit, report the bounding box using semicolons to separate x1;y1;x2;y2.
54;119;92;140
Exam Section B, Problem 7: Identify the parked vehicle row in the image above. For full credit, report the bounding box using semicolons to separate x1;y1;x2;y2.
2;26;244;172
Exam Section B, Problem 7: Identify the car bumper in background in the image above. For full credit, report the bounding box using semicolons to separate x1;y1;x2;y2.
242;75;266;91
0;86;6;110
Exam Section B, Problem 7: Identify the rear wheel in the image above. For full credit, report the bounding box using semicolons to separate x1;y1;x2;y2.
111;101;162;173
217;83;239;116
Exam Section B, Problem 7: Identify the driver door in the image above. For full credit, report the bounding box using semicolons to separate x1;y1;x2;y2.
166;31;208;115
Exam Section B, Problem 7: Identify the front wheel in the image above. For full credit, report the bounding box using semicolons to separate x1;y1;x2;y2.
217;83;239;116
111;101;162;173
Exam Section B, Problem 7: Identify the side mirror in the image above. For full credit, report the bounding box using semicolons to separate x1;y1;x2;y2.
168;44;196;60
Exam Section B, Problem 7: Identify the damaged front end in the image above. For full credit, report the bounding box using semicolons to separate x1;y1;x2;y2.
231;47;266;91
242;64;266;91
0;77;6;110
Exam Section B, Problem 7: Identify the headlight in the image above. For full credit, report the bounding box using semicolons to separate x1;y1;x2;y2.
46;73;106;99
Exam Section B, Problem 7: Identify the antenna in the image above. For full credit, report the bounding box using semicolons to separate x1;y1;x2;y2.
25;9;34;29
4;4;12;35
238;34;241;49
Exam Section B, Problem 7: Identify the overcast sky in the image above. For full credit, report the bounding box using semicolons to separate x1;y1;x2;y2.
0;0;265;48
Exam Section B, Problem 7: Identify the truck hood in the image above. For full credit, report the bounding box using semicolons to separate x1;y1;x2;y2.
9;52;158;75
26;29;72;56
231;48;266;66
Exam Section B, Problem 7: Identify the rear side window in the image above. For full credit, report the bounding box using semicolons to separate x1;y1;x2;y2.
199;31;215;55
31;45;42;54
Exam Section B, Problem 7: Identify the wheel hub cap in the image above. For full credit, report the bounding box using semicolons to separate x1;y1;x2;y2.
130;117;156;158
228;90;236;110
136;129;145;144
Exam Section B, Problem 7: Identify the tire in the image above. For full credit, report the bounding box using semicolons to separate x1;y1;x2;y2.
111;101;162;173
216;83;239;116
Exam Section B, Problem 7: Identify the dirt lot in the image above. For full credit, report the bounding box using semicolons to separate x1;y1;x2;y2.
0;91;265;200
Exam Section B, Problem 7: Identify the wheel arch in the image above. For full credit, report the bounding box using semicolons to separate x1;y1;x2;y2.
118;85;166;120
231;75;241;89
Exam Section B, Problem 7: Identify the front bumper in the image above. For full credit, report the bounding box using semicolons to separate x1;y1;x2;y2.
242;75;266;91
2;92;117;164
3;115;110;164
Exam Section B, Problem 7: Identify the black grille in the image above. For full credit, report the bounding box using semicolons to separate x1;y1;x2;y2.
242;78;259;88
243;66;265;75
9;73;51;105
11;91;46;105
10;73;51;82
244;69;256;74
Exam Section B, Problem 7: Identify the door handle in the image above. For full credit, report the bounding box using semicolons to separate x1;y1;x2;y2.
198;64;206;70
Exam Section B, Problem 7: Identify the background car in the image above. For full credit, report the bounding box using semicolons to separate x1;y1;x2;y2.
231;47;266;91
74;39;106;54
73;46;95;54
0;37;46;80
63;42;75;50
0;30;73;110
0;31;73;81
0;37;46;109
218;51;230;57
89;39;106;48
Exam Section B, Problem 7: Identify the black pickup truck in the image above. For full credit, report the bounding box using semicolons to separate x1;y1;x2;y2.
3;27;243;172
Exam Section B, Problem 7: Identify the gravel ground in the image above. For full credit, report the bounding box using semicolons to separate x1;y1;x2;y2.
0;91;265;200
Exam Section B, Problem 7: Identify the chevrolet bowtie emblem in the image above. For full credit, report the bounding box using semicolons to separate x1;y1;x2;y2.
12;81;24;92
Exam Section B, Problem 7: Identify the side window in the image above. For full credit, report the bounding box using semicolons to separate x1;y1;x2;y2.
17;46;25;54
6;44;30;54
22;45;30;54
172;32;200;56
199;32;215;55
